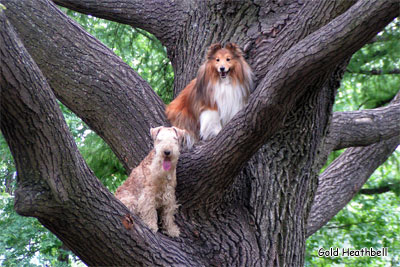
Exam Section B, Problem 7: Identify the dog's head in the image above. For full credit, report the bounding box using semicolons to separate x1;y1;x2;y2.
206;42;244;79
150;126;186;171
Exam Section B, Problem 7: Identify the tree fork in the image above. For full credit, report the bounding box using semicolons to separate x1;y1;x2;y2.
5;0;167;172
176;0;400;205
1;0;399;266
0;11;202;266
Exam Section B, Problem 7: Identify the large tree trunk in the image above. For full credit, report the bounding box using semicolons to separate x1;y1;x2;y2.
1;0;399;266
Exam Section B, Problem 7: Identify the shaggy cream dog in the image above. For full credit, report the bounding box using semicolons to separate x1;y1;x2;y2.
115;126;185;237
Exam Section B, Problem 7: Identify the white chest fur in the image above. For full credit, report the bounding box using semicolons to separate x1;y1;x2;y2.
213;77;247;126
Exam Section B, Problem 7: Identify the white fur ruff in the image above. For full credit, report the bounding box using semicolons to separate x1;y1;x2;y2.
213;77;248;126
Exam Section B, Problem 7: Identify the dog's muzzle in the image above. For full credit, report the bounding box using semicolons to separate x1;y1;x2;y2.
162;151;172;171
219;67;229;78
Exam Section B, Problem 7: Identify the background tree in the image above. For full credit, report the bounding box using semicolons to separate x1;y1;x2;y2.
0;0;399;266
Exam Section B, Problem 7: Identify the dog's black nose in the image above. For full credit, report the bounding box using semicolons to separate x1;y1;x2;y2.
164;150;171;156
220;66;225;72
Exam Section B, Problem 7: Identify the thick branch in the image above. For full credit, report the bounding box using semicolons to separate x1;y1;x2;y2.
0;11;198;266
52;0;187;47
177;0;399;206
326;100;400;150
253;0;356;82
5;0;166;171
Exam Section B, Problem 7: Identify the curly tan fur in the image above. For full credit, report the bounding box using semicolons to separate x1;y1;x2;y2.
115;126;185;237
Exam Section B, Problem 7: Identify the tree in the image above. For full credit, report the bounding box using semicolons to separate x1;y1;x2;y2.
1;0;399;266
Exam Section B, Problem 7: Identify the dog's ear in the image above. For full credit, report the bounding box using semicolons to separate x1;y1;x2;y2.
150;126;162;140
206;43;222;59
225;43;243;58
172;127;187;141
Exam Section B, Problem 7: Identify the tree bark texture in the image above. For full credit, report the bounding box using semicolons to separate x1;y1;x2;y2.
3;0;166;172
307;92;400;237
0;12;200;266
326;102;400;151
1;0;399;266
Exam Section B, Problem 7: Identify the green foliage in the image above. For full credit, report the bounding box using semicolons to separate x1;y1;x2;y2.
336;19;400;111
0;193;74;266
58;102;127;191
306;19;400;267
78;132;127;193
0;136;14;194
63;9;174;104
307;153;400;266
59;102;89;144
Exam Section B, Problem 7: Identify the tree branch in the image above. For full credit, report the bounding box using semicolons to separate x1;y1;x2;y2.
177;0;399;206
327;220;376;229
5;0;399;214
253;0;356;82
306;135;399;237
2;0;399;264
347;68;400;75
52;0;188;47
326;100;400;150
307;90;400;237
366;33;399;44
5;0;167;172
359;183;399;195
0;11;198;266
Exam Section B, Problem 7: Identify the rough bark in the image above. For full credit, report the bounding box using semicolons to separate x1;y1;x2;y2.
53;0;188;48
307;92;400;237
176;0;399;206
307;135;399;237
251;0;357;83
1;0;399;266
327;102;400;150
0;12;205;266
4;0;166;172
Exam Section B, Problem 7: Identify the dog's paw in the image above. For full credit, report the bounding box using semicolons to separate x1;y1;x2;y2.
147;223;158;233
166;225;180;237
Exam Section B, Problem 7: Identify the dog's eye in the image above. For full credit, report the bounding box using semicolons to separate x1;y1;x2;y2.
216;58;220;62
227;58;231;61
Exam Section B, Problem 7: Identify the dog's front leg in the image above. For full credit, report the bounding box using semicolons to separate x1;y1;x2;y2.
199;109;222;140
161;186;180;237
137;191;158;233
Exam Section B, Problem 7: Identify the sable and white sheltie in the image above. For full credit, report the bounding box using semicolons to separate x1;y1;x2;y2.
166;43;254;148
